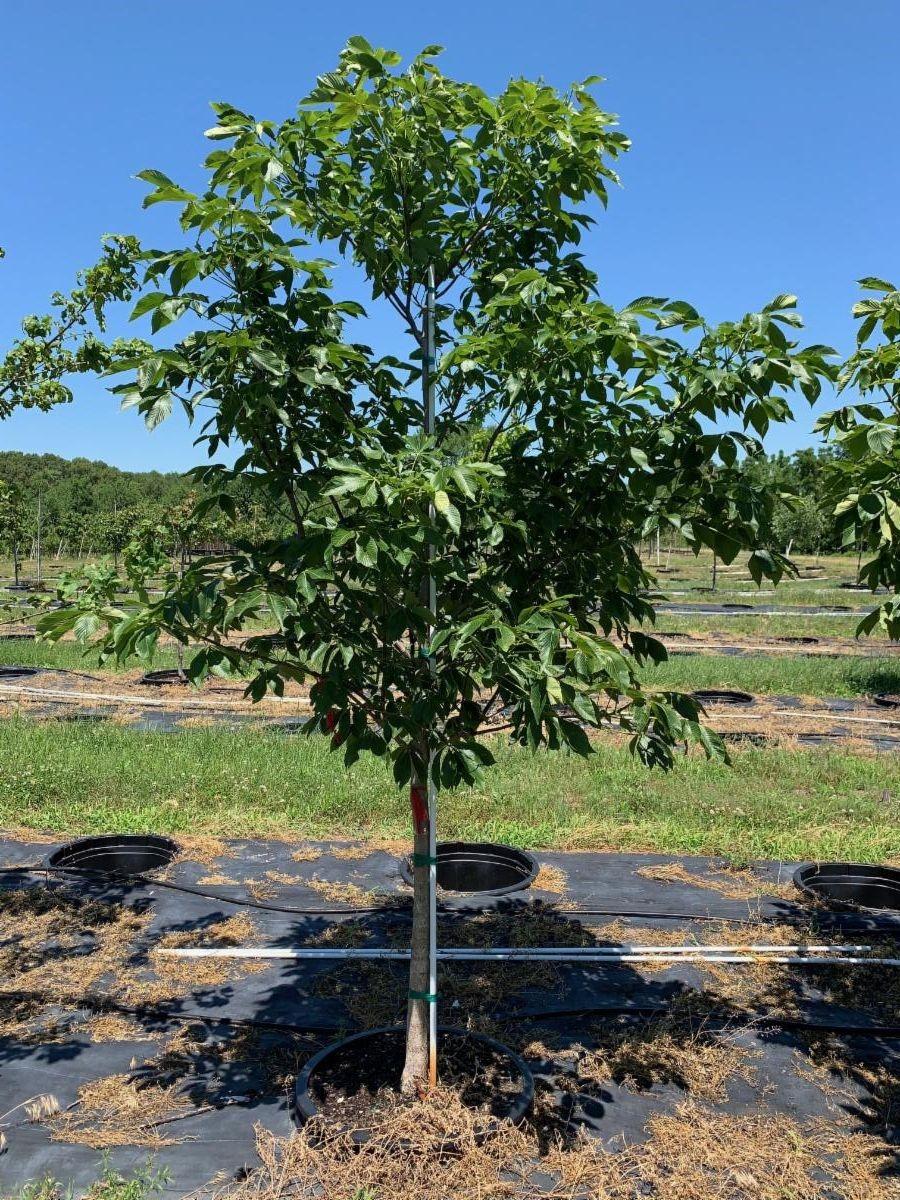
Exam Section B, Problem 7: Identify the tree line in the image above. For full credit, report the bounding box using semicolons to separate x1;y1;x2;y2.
0;451;278;572
0;443;854;573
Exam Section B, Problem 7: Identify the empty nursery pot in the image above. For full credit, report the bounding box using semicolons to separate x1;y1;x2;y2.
873;693;900;709
691;689;754;707
0;665;41;680
47;834;179;877
774;636;819;646
794;862;900;913
722;603;754;611
400;841;538;896
139;669;189;687
294;1026;534;1141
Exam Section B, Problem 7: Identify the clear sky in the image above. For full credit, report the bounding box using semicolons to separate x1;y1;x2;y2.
1;1;898;473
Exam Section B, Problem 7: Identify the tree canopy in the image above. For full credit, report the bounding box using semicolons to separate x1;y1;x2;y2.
818;277;900;637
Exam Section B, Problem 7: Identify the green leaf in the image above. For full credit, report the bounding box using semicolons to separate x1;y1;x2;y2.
434;490;461;534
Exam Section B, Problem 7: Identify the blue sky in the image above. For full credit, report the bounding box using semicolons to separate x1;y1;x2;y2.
1;1;898;473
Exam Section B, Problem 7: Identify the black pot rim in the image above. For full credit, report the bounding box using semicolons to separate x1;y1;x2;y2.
294;1024;535;1141
398;840;539;896
873;692;900;709
47;833;180;875
691;689;755;705
793;860;900;912
139;669;189;686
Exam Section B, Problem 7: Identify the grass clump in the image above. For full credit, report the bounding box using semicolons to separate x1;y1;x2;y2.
2;1161;167;1200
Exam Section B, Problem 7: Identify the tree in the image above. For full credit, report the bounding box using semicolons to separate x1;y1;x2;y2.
771;494;828;557
26;38;833;1093
0;238;140;419
0;480;27;584
818;277;900;638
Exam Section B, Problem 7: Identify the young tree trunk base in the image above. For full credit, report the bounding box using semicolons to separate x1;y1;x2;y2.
401;781;433;1094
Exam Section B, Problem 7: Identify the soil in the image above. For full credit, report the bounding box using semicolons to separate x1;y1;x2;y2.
309;1029;525;1128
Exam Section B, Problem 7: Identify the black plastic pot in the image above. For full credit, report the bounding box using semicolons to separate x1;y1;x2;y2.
295;1025;534;1141
774;636;819;646
691;689;755;707
794;862;900;912
0;666;41;680
47;834;179;877
722;603;754;611
657;630;690;639
139;669;188;687
873;693;900;709
399;841;538;896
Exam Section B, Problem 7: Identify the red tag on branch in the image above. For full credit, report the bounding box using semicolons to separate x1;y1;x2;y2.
410;784;429;835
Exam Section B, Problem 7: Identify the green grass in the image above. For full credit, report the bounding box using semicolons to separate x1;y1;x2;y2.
1;719;896;862
0;638;181;674
640;652;900;698
5;635;897;698
646;612;887;640
3;1161;166;1200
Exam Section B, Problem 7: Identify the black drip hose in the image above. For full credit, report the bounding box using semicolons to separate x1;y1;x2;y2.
3;985;899;1042
0;863;802;924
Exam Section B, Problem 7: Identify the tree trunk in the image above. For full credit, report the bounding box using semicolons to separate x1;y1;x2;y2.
711;553;717;592
12;544;19;586
401;771;434;1094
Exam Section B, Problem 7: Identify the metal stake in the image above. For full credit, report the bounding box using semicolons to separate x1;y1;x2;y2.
423;264;438;1087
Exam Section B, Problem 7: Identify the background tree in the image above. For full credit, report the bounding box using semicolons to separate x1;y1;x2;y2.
818;278;900;638
30;38;833;1092
0;480;27;584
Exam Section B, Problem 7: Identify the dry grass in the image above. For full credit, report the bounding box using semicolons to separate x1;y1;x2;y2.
0;884;152;1003
173;834;232;867
327;837;408;860
210;1094;899;1200
307;919;375;949
313;959;407;1028
48;1072;192;1148
0;824;58;844
532;1012;757;1102
438;905;595;950
301;874;390;907
83;1012;160;1043
290;846;323;863
794;1034;900;1136
196;871;239;885
533;864;567;894
692;929;900;1024
128;913;268;1005
265;869;308;885
635;861;795;901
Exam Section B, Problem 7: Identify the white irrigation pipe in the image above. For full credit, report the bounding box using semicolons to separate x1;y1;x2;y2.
160;946;896;967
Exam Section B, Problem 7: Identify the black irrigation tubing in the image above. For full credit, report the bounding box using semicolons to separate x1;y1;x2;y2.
0;987;340;1041
1;665;104;683
0;864;813;925
5;984;899;1044
515;1003;900;1039
0;865;406;917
